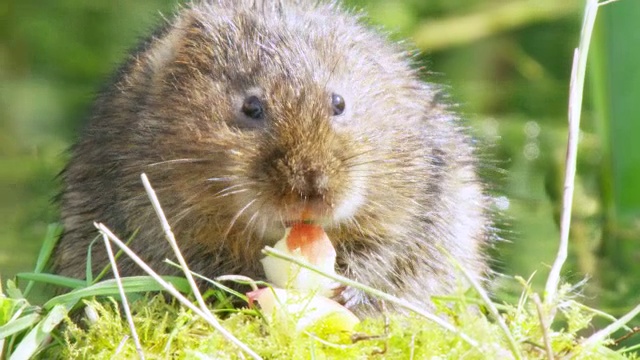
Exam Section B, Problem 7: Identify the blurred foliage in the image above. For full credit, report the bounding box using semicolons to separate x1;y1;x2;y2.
1;0;639;333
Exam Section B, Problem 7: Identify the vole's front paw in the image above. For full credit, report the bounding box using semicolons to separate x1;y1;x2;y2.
332;285;366;310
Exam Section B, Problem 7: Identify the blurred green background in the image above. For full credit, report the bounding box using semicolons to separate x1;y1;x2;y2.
1;0;639;329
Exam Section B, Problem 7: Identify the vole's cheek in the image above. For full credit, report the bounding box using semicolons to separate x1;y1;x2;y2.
332;171;367;221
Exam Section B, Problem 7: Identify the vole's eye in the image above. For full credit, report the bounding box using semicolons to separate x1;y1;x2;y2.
241;95;265;119
331;93;345;116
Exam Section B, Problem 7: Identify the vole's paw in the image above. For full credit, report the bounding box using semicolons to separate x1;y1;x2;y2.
332;285;367;310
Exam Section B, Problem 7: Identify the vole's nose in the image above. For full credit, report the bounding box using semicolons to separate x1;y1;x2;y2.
273;156;337;222
286;160;331;201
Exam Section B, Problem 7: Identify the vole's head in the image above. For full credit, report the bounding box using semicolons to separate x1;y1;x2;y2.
135;0;442;241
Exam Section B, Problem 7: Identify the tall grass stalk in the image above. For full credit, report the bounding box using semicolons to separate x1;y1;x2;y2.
140;174;211;317
544;0;600;306
102;234;145;359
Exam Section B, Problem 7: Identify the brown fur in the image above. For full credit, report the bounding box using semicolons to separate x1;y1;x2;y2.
54;0;493;315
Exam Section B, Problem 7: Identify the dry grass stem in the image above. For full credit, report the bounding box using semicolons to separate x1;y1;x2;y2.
445;248;523;360
262;246;481;350
102;234;145;360
95;222;263;360
215;275;259;291
545;0;598;306
532;294;554;360
140;173;210;316
582;303;640;349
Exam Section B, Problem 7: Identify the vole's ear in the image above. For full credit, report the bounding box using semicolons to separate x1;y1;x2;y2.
110;11;193;96
146;13;192;78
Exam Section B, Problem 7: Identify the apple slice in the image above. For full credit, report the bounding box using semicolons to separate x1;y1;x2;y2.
260;223;337;296
247;287;360;332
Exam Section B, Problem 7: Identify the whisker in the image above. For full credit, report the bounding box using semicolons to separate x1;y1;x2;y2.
145;158;218;167
170;187;216;225
224;198;258;239
242;192;264;238
211;183;253;197
258;223;267;242
211;188;251;200
207;177;236;182
242;205;267;250
244;210;260;234
172;206;195;228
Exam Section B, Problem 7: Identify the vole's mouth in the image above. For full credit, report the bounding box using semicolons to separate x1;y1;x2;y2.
280;199;333;226
283;219;309;227
255;204;331;242
282;218;325;228
260;219;328;244
257;203;333;242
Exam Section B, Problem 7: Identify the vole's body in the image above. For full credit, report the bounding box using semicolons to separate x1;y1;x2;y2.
54;0;492;315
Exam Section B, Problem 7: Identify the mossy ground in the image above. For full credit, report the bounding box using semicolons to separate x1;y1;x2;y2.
34;283;636;360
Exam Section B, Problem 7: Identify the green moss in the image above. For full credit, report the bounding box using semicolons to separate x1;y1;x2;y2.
30;284;636;360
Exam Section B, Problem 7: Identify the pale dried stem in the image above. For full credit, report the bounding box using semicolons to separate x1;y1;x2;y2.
532;294;554;360
544;0;598;306
102;234;145;360
445;249;523;360
582;303;640;349
262;246;481;350
140;173;210;315
95;223;262;360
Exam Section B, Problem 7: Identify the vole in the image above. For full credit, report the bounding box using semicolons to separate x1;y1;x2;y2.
53;0;493;315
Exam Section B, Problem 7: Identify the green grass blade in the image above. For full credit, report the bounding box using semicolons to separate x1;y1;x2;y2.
598;1;640;219
42;276;190;310
0;313;40;340
8;304;69;360
92;229;139;284
17;273;86;290
590;0;640;305
23;223;63;297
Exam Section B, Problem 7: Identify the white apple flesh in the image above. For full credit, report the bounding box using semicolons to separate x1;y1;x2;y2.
260;223;337;296
247;287;360;332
